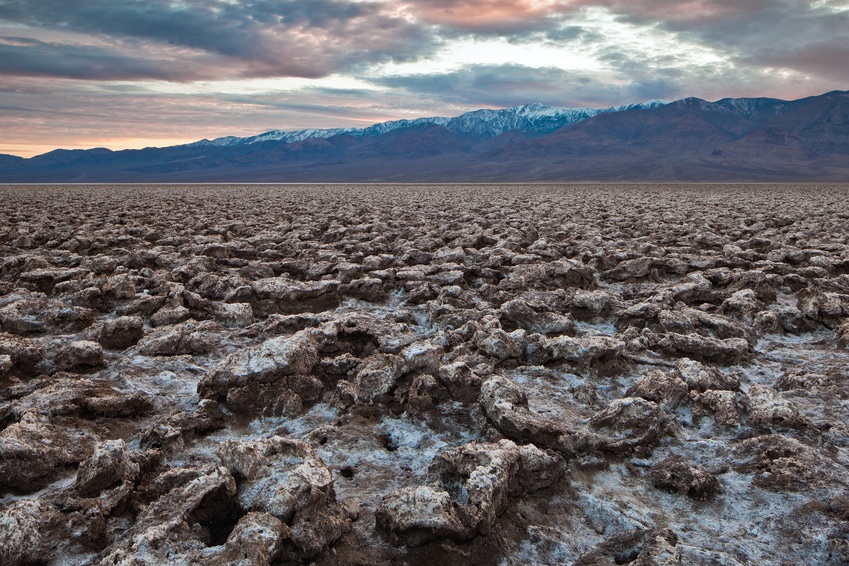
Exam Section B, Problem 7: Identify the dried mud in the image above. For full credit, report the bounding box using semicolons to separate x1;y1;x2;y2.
1;184;849;565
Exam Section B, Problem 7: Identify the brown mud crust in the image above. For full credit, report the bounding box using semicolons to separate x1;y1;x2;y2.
1;184;849;565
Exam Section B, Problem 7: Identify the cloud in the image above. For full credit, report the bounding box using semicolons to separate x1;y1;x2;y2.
0;75;423;157
0;0;439;80
2;0;847;86
569;0;776;24
2;0;848;157
577;0;849;81
400;0;566;34
399;0;849;84
0;36;219;80
748;42;849;82
373;63;683;108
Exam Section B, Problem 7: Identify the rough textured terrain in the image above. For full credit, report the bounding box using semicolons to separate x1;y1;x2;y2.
1;184;849;565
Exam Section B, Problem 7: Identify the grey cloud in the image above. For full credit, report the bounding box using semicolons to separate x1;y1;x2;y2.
368;53;809;110
0;0;439;80
374;64;573;107
543;25;604;44
581;0;849;81
0;101;105;118
399;0;849;91
748;42;849;82
4;0;847;87
0;37;215;80
217;89;385;114
402;0;849;86
372;63;680;108
569;0;779;24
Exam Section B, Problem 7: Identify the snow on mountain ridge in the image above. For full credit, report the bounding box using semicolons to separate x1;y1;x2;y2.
189;100;669;148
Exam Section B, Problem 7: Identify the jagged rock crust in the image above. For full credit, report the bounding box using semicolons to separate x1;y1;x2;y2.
376;440;562;545
1;184;848;565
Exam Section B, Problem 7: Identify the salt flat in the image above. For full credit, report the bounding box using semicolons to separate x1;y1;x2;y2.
1;184;848;565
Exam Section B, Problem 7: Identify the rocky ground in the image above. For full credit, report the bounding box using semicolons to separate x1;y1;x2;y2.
1;184;849;565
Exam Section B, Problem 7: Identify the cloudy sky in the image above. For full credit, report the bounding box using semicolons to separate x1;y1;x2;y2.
1;0;847;157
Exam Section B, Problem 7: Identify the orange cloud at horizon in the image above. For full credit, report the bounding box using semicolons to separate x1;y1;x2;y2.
0;137;200;159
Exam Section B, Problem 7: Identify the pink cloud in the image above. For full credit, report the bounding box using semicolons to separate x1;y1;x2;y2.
571;0;772;22
403;0;564;32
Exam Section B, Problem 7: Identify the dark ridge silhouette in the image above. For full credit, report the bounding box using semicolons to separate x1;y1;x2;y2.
1;90;847;182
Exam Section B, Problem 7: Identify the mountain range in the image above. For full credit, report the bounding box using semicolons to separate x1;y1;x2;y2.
1;91;847;182
187;100;668;147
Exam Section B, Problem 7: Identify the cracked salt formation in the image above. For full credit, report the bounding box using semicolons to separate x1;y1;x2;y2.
1;184;849;564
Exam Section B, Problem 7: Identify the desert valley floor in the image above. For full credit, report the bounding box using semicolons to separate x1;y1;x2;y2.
1;184;849;565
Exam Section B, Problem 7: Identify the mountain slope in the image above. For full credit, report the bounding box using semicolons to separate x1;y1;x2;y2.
0;154;25;167
189;100;668;147
0;92;847;182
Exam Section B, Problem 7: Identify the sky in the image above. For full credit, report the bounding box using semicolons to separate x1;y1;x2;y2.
1;0;847;157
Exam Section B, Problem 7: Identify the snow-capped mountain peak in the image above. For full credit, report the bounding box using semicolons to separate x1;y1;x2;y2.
189;99;669;148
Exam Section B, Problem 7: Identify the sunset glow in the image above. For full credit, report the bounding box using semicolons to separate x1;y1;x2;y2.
1;0;847;157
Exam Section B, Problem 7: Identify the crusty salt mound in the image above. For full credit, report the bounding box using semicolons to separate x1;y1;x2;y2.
1;184;848;565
